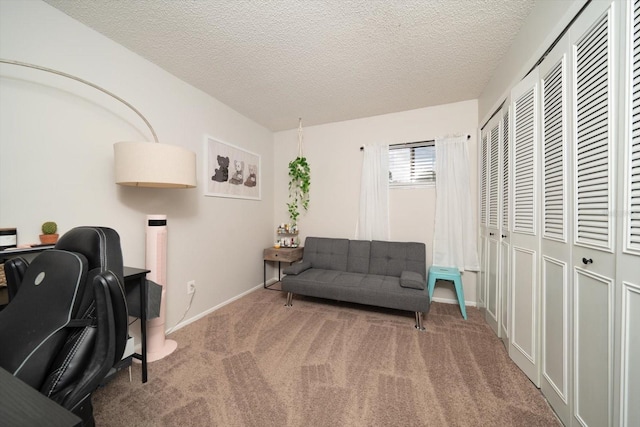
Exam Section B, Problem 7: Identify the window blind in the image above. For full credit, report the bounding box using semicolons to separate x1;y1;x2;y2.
388;142;435;186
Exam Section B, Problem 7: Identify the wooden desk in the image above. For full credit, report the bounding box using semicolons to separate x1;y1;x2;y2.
0;367;82;427
0;245;55;260
263;246;303;290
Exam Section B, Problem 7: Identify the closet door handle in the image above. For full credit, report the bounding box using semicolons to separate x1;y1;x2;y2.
489;232;495;236
582;257;593;265
501;234;507;238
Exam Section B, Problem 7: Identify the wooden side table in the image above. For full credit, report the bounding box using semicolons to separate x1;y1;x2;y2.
263;246;303;290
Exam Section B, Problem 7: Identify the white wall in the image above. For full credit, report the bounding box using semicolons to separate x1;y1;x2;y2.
273;100;479;304
478;0;587;124
0;1;274;336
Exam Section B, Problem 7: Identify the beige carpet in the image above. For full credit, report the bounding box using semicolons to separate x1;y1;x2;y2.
93;288;560;426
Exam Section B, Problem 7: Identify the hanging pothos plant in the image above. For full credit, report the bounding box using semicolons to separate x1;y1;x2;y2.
287;156;310;224
287;119;311;225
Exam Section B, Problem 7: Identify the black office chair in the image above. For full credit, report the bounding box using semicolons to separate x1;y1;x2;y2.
0;227;128;426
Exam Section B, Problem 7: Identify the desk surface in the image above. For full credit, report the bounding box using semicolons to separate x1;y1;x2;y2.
124;266;151;277
0;245;55;258
0;367;82;427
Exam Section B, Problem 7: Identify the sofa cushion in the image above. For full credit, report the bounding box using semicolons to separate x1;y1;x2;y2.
304;237;349;271
347;240;370;274
400;270;425;290
369;241;426;278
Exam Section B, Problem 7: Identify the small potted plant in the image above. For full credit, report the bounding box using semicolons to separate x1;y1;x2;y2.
39;221;59;245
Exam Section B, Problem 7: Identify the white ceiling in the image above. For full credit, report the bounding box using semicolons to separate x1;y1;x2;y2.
44;0;536;131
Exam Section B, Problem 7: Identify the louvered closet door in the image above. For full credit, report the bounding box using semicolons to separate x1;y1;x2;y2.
478;130;489;311
538;34;573;426
570;1;617;425
510;67;541;386
617;1;640;425
500;105;511;347
486;118;502;336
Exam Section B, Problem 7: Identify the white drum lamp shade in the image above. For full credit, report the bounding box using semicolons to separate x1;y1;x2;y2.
114;142;197;188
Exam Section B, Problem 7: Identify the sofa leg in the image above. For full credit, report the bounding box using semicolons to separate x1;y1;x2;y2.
414;312;425;331
285;292;293;307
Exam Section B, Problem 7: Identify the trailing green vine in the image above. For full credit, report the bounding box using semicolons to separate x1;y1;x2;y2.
287;156;310;224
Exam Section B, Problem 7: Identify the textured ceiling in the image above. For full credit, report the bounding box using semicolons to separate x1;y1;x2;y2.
43;0;535;131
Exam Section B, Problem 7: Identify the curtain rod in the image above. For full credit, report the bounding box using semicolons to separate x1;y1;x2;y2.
360;134;470;151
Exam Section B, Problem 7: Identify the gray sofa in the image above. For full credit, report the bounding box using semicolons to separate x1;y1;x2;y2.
281;237;430;330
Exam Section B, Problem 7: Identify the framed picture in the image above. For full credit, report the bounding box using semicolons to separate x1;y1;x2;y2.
204;135;261;200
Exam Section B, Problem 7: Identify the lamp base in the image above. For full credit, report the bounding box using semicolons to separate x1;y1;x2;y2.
146;339;177;363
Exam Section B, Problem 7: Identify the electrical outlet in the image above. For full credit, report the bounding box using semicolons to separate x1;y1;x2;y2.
187;280;196;294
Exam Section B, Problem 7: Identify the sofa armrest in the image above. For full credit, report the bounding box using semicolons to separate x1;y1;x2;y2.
283;260;312;275
399;270;426;290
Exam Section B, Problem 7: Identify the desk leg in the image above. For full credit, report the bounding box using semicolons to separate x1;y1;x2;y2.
139;276;148;383
263;260;267;289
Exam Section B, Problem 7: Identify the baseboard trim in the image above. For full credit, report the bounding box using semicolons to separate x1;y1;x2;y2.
431;296;477;307
166;281;267;334
166;279;475;334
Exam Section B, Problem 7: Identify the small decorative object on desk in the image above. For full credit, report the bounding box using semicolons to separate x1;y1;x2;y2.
39;221;59;245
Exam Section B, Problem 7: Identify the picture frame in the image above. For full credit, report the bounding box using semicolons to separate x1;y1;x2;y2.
204;135;261;200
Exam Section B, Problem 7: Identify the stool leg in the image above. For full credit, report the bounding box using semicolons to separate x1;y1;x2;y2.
428;275;436;300
453;276;467;320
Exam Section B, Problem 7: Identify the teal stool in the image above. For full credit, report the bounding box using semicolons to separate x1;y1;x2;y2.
427;266;467;320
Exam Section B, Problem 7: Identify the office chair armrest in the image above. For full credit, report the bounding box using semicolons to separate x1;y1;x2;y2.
61;271;121;415
3;257;29;301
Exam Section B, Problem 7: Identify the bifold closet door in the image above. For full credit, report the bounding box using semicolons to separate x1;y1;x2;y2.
478;131;489;312
485;118;502;336
539;33;573;426
500;106;511;347
570;1;618;425
617;1;640;425
509;68;541;386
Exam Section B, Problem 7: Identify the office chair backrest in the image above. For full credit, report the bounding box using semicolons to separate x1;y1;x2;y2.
0;250;88;388
55;227;126;355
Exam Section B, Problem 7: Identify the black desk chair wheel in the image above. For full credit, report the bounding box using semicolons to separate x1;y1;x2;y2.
0;227;128;426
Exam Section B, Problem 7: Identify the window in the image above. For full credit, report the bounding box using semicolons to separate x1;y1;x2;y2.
388;141;435;187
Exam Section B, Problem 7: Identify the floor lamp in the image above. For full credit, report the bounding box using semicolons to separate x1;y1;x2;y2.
0;59;197;362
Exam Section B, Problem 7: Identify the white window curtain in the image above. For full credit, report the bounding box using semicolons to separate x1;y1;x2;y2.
433;135;480;271
356;144;390;240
